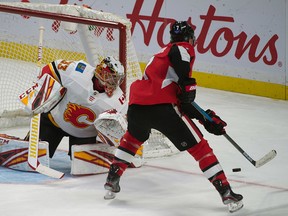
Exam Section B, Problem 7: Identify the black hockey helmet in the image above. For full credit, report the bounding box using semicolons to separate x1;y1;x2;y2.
170;21;195;43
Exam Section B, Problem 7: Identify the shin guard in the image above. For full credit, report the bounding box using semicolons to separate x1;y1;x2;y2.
187;139;228;186
113;131;143;176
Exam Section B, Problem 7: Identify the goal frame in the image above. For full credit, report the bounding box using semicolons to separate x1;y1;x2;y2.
0;2;179;159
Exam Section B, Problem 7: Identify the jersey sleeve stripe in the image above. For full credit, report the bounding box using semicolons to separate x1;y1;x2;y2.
49;61;62;83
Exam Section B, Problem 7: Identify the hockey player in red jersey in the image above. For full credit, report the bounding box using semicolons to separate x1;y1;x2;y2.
104;21;243;212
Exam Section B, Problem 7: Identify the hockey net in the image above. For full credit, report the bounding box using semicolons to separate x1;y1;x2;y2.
0;2;179;159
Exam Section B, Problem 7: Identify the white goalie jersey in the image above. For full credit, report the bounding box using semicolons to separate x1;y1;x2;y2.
41;59;127;138
12;59;142;175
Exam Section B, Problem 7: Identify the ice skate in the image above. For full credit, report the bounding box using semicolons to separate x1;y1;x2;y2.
213;180;243;213
104;164;121;200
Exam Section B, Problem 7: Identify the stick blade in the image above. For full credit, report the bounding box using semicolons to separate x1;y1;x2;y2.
36;164;65;179
255;150;277;168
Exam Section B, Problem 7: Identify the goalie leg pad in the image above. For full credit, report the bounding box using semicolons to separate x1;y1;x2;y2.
0;134;49;172
71;143;115;175
71;142;144;176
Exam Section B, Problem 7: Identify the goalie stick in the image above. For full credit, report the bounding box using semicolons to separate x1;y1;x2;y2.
27;26;64;179
191;101;277;168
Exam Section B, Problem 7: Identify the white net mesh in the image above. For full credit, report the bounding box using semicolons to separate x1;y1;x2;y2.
0;2;179;158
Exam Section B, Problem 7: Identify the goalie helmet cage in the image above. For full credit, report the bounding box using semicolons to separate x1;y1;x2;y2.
0;2;179;159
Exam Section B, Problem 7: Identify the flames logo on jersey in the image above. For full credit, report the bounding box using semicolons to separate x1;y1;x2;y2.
63;102;96;128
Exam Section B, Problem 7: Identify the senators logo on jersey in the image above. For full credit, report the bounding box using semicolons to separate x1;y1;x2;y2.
63;102;96;128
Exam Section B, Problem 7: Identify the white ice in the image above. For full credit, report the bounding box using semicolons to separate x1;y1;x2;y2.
0;87;287;216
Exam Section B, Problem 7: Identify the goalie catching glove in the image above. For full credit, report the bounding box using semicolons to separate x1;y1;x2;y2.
201;109;227;135
178;78;196;103
94;109;127;147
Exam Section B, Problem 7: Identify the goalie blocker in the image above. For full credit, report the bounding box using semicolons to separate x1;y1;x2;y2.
18;73;67;116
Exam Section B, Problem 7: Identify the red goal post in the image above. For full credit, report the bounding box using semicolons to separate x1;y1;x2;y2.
0;2;179;158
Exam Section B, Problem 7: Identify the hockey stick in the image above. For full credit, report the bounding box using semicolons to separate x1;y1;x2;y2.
191;101;277;168
27;26;64;179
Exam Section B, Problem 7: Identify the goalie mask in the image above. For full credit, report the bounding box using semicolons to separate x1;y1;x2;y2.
95;56;125;97
170;21;195;44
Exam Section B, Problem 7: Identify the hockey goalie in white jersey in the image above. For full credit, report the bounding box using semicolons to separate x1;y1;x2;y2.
0;56;142;175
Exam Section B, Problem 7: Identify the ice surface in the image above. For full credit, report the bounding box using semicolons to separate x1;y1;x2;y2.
1;87;287;216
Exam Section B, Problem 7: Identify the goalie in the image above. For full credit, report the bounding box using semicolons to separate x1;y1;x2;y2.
0;56;142;175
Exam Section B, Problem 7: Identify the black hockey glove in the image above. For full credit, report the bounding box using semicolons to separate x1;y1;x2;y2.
201;109;227;135
178;78;197;103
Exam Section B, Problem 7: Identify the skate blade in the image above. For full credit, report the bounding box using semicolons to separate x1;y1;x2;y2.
228;200;243;213
104;190;116;200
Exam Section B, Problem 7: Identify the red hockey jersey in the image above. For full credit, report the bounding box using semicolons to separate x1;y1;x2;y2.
129;42;195;105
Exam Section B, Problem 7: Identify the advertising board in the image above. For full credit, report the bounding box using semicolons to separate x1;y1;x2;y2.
2;0;287;99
